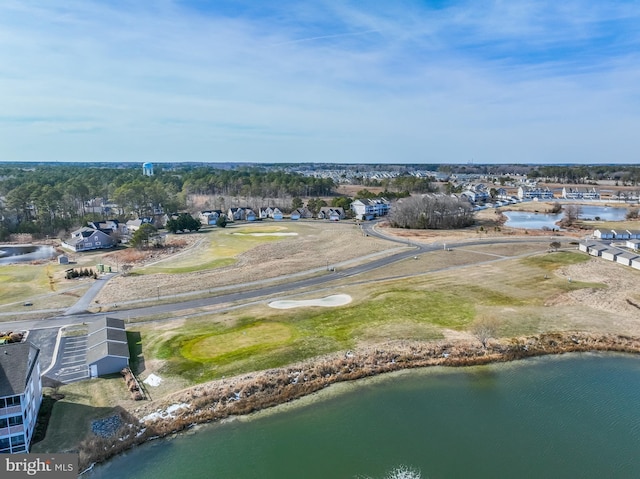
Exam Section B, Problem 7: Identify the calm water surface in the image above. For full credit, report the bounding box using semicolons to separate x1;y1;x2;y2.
88;354;640;479
504;205;628;229
0;245;55;264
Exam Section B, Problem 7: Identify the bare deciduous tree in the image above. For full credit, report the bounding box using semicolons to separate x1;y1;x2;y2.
389;194;474;229
561;204;582;226
472;316;500;348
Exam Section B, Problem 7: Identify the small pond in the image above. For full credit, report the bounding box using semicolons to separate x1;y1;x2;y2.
504;205;629;230
0;245;56;265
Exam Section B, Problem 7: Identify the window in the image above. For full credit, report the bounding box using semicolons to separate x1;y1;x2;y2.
0;398;5;408
10;434;25;447
8;415;23;426
6;396;20;407
0;437;10;452
0;417;7;428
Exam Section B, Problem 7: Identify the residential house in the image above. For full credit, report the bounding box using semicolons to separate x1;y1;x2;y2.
199;210;223;226
611;230;631;240
260;207;283;220
62;227;116;252
350;198;390;220
517;186;555;200
125;217;153;234
227;207;244;221
0;342;42;453
562;187;600;200
461;184;490;204
318;207;345;221
87;317;130;378
290;208;313;220
593;229;615;240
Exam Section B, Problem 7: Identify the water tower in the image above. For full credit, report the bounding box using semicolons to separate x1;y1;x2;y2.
142;162;154;176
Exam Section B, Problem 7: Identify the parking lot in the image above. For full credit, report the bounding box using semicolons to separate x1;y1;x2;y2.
50;335;89;384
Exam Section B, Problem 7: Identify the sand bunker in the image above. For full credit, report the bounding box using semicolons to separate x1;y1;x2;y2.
269;294;352;309
232;232;298;236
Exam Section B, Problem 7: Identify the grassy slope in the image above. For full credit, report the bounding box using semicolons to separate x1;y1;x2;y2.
135;251;596;383
136;225;299;275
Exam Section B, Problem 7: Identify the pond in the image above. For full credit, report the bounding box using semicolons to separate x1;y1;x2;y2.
0;245;56;265
504;204;629;230
87;354;640;479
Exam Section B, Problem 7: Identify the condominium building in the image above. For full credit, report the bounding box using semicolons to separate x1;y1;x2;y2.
0;342;42;453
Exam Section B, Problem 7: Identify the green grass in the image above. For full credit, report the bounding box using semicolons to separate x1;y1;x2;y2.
143;287;476;382
31;378;128;453
135;249;612;384
137;226;298;275
522;251;591;271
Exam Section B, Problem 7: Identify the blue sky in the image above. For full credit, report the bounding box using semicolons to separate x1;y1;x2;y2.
1;0;639;164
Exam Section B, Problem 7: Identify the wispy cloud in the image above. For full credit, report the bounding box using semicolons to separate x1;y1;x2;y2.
1;0;639;163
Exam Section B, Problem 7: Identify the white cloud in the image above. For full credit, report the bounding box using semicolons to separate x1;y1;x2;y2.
1;0;639;163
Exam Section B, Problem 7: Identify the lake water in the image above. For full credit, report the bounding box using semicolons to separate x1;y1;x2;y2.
0;245;56;265
504;205;628;230
87;354;640;479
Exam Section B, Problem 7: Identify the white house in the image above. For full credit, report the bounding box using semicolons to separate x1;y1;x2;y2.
0;342;42;453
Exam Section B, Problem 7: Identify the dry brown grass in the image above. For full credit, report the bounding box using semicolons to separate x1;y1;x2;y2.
93;222;393;305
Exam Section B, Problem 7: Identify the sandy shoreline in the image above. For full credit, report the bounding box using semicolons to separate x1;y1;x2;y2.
77;331;640;469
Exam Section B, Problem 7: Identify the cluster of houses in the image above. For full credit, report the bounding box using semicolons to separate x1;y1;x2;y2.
61;199;392;252
458;183;639;206
580;229;640;270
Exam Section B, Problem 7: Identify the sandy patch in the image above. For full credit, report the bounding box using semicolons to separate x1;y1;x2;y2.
269;294;352;309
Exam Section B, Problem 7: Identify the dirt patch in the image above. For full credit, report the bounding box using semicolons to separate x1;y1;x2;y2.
546;258;640;320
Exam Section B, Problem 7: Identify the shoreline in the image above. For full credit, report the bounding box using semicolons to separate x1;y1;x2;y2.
77;331;640;470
